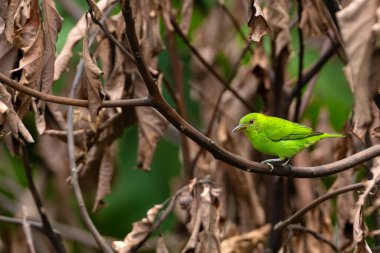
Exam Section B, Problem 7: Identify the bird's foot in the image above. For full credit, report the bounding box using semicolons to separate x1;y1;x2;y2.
261;158;292;172
261;158;283;172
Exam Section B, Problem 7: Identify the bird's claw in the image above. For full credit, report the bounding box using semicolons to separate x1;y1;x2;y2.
261;161;275;172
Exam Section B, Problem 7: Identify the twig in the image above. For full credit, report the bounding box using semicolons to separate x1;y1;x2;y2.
288;224;339;252
275;182;365;230
289;41;338;99
65;20;113;253
170;17;254;112
20;145;66;253
0;72;151;108
293;0;304;122
218;2;253;53
22;207;37;253
165;25;192;177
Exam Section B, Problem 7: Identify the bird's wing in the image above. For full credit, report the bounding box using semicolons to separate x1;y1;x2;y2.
262;116;321;141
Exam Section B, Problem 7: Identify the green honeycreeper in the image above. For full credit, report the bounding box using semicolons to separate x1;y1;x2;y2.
232;113;344;169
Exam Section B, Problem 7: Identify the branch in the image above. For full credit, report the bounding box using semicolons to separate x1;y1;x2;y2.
21;145;67;253
170;16;254;112
275;182;365;230
287;224;339;252
65;42;113;253
121;0;380;178
0;72;151;108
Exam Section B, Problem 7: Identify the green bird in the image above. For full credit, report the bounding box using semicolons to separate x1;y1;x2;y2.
232;113;344;169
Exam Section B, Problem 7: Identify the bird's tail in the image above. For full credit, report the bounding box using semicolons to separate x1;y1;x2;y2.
321;133;345;138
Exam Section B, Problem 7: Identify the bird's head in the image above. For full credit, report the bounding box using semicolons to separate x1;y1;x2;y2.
232;113;259;133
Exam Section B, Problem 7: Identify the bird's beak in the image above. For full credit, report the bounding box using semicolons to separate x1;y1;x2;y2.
232;124;246;133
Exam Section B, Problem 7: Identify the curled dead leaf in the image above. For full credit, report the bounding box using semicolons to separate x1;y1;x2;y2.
247;0;271;42
113;204;163;253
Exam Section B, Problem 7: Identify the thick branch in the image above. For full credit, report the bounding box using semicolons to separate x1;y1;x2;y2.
120;0;380;178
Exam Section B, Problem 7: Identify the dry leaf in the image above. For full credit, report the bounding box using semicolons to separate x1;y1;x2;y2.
266;0;290;56
247;0;271;42
87;0;103;20
82;22;104;123
353;206;372;253
180;0;193;35
54;0;113;81
299;0;330;37
12;0;44;118
156;236;169;253
0;83;34;143
135;76;168;171
113;204;163;253
337;0;380;139
4;0;21;43
40;0;62;94
220;224;271;253
92;144;115;212
160;0;173;32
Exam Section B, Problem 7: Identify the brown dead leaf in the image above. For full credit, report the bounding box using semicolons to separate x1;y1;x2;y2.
180;0;193;35
113;204;163;253
134;76;168;171
182;185;221;253
247;0;271;42
82;21;104;123
87;0;103;20
12;0;44;118
4;0;21;43
40;0;62;94
156;236;169;253
160;0;173;32
220;224;271;253
266;0;290;56
0;83;34;143
54;0;113;81
0;33;18;76
92;144;115;212
353;206;372;253
299;0;330;37
337;0;380;139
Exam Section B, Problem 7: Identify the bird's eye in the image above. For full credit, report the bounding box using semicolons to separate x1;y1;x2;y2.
249;119;254;124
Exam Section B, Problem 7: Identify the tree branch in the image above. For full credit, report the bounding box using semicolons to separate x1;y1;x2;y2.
275;182;365;230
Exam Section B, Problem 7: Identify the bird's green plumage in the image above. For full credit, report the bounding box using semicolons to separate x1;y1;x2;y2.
233;113;344;160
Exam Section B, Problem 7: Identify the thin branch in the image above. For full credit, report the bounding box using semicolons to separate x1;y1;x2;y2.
170;17;254;112
293;0;304;122
22;208;37;253
287;224;339;252
0;72;152;108
289;41;338;99
65;31;113;253
275;182;365;231
20;145;66;253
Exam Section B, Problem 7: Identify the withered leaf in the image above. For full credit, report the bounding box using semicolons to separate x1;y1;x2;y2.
180;0;193;35
135;76;168;171
0;83;34;143
353;206;372;253
299;0;330;37
87;0;103;20
12;0;44;118
266;0;290;56
92;144;115;212
82;23;104;123
54;0;111;81
337;0;380;139
40;0;62;94
113;204;163;253
247;0;271;42
4;0;21;43
156;236;169;253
